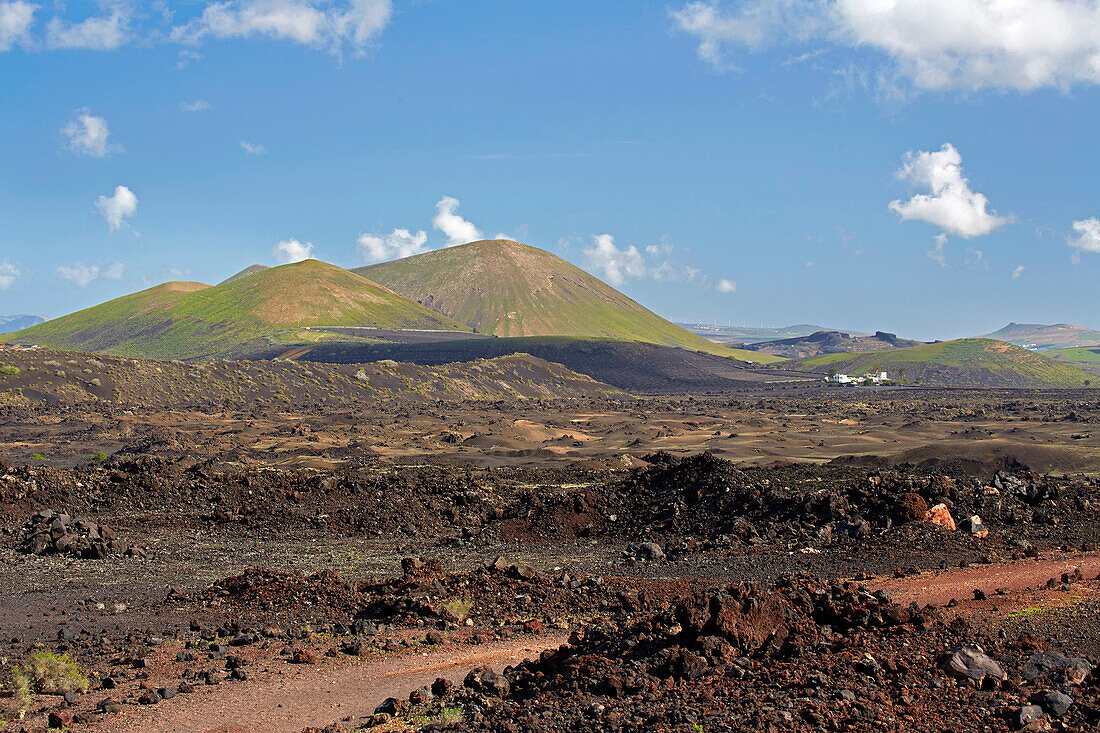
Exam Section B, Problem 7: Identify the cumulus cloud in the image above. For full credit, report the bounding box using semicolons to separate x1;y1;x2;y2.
57;261;124;287
582;235;648;287
95;185;138;231
717;278;737;293
0;0;36;51
3;0;394;56
432;196;482;246
240;140;266;155
46;5;131;50
172;0;393;55
357;228;429;263
63;109;118;157
273;238;313;264
1012;265;1025;279
1068;217;1100;263
0;261;19;291
889;143;1007;239
180;99;211;112
672;0;1100;92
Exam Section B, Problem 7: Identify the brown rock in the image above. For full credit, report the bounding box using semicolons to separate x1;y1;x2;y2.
926;503;956;531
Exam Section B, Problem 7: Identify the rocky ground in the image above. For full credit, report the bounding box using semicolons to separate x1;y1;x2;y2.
0;368;1099;731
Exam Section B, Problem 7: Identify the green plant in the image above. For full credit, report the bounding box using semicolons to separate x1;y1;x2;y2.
90;451;109;462
0;365;19;376
0;660;31;722
438;598;473;622
26;650;89;695
29;454;46;461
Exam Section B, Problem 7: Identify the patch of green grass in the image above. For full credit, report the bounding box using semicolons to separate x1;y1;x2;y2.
438;598;473;621
0;365;19;376
90;451;109;462
29;453;46;461
26;650;89;695
1006;606;1053;619
1046;346;1100;364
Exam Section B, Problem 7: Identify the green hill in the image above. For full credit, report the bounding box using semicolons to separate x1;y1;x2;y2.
983;322;1100;351
353;239;778;363
4;260;470;360
786;338;1095;388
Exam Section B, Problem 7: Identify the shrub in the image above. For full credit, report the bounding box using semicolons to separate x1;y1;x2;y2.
439;598;473;622
26;650;88;695
29;454;46;461
0;660;31;722
0;365;19;376
90;451;109;462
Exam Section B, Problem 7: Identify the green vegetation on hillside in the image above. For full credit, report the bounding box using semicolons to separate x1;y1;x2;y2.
983;323;1100;351
355;240;779;364
789;338;1094;388
4;260;471;360
1046;347;1100;364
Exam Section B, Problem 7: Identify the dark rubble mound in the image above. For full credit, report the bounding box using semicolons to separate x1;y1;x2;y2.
423;575;944;731
419;576;1100;732
192;557;651;630
601;452;1100;553
17;509;145;559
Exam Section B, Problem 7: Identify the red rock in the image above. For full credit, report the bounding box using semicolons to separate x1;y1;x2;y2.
926;503;956;531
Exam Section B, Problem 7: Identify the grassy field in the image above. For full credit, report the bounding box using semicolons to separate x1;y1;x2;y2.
789;338;1095;388
3;260;471;360
354;240;780;364
1046;346;1100;363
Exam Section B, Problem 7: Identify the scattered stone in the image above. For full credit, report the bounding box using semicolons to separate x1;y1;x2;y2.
938;646;1005;683
1030;690;1073;718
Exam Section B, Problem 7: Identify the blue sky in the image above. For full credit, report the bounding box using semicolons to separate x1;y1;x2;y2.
1;0;1099;341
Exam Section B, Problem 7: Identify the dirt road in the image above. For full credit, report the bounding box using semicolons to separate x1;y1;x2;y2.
874;553;1100;606
100;633;567;733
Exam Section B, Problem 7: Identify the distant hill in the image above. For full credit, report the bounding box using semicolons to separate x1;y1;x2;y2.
5;260;470;360
983;323;1100;351
785;338;1095;388
679;323;859;344
741;330;923;358
218;264;270;285
283;336;814;395
353;240;777;363
0;314;45;332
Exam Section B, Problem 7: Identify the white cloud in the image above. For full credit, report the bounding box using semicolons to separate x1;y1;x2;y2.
1012;265;1025;279
672;0;1100;92
432;196;482;246
95;185;138;231
102;261;125;280
180;99;211;112
173;0;392;55
582;234;647;287
1068;217;1100;263
334;0;392;51
926;233;948;268
240;140;266;155
0;261;19;291
357;228;428;263
273;238;313;264
46;6;131;50
63;109;118;157
717;278;737;293
0;1;36;52
56;261;123;287
889;143;1007;239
